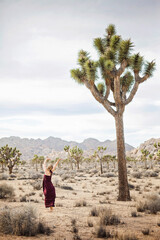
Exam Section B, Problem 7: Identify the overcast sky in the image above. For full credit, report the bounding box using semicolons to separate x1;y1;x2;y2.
0;0;160;147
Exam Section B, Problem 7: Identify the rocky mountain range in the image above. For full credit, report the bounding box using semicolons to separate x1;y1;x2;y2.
0;136;134;160
126;138;160;159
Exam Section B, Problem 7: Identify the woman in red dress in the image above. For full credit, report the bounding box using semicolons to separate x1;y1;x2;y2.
43;157;61;211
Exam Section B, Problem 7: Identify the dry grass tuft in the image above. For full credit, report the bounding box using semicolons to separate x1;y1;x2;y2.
114;231;139;240
96;225;111;238
100;208;121;226
142;228;150;235
90;207;99;217
74;200;87;207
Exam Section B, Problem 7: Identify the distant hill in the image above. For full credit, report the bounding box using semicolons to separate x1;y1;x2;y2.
127;138;160;159
0;136;134;160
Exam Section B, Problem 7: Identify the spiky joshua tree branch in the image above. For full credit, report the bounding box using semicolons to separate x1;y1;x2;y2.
71;24;155;116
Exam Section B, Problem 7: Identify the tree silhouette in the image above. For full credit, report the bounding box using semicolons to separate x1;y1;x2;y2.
71;24;156;201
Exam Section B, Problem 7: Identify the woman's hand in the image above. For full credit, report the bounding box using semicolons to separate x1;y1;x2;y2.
46;157;51;162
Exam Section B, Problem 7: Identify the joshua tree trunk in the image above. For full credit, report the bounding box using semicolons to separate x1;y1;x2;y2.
115;114;130;201
77;161;80;170
100;159;103;174
8;166;13;174
1;163;4;172
69;155;73;170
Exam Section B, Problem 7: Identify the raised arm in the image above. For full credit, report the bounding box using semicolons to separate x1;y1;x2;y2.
52;158;61;172
43;158;50;172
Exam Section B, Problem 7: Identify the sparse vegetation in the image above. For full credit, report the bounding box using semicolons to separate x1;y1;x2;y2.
74;200;87;207
96;225;111;238
0;206;50;236
87;220;93;227
142;228;150;235
0;183;14;199
61;185;73;190
114;232;139;240
32;180;42;190
137;194;160;214
131;211;138;217
100;208;121;226
90;207;99;217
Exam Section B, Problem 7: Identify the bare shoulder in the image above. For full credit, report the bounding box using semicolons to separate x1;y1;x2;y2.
45;169;51;176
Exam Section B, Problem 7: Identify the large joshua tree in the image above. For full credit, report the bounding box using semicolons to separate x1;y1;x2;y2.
70;24;155;201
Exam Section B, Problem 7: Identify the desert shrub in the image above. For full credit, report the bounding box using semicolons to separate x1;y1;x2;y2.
97;191;107;195
136;201;147;212
53;177;60;186
73;234;81;240
71;218;81;240
101;173;116;178
0;206;50;236
61;174;69;181
137;194;160;214
30;173;42;179
90;207;99;216
0;183;14;199
135;185;140;191
87;220;93;227
144;171;158;177
100;208;120;226
61;185;73;190
96;225;111;238
150;171;158;177
32;181;42;190
115;232;138;240
132;172;142;179
128;183;135;189
56;203;63;207
157;220;160;227
71;218;76;226
10;174;17;178
0;173;8;180
74;200;87;207
72;226;78;234
20;195;27;202
147;199;160;214
29;192;36;196
131;211;138;217
142;228;149;235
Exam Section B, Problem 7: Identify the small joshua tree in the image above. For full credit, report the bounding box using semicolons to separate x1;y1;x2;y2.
39;156;45;169
70;146;83;170
148;154;154;169
71;24;156;200
64;145;73;170
94;146;107;174
0;145;21;174
103;154;113;170
31;154;39;171
154;142;160;165
141;149;150;169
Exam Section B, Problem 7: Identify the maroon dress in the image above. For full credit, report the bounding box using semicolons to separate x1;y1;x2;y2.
43;171;56;208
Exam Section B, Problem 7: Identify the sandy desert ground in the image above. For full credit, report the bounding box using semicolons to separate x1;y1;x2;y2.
0;162;160;240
